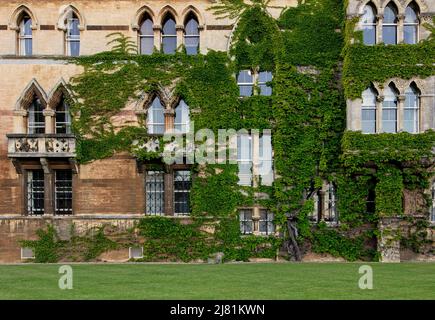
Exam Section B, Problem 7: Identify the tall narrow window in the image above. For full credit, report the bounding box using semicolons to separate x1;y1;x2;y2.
162;14;177;54
147;97;165;134
139;13;154;55
174;170;191;216
55;170;73;215
237;134;252;186
404;84;420;133
259;132;273;186
259;209;275;235
361;3;377;45
382;84;398;133
237;70;253;97
258;71;273;96
361;87;377;133
28;96;45;134
383;2;398;45
184;13;199;55
27;170;44;215
239;209;253;234
145;170;165;215
55;97;71;134
404;2;419;44
66;13;80;56
18;15;32;56
174;99;190;133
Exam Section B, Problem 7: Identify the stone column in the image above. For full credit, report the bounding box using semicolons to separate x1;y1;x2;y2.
43;109;55;134
176;25;184;52
164;165;174;216
41;158;54;216
153;25;161;52
376;14;383;44
252;206;260;235
397;94;405;132
13;110;28;134
397;14;405;44
376;95;384;133
251;130;260;188
164;109;175;133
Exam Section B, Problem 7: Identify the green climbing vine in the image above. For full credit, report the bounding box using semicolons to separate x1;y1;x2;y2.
21;0;435;263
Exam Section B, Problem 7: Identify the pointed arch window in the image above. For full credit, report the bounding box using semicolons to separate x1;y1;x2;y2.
147;97;165;134
55;96;71;134
162;14;177;54
404;2;419;44
383;3;398;45
382;84;398;133
28;96;45;134
404;83;420;133
361;86;377;133
361;3;377;45
184;13;199;55
18;14;32;56
174;100;190;134
66;12;80;56
139;13;154;55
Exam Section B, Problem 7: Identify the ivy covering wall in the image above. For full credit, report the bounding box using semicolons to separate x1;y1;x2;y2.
24;0;435;263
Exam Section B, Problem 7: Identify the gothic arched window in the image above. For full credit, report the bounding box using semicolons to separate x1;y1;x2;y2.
383;2;398;45
361;86;377;133
18;14;32;56
28;96;45;134
147;97;165;134
184;13;199;55
382;83;398;133
404;2;419;44
361;3;377;45
66;12;80;56
403;83;420;133
139;13;154;55
174;100;190;133
162;14;177;54
55;96;71;134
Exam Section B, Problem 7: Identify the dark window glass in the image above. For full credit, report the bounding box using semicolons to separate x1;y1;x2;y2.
174;170;191;216
27;170;44;215
259;210;274;235
19;16;32;56
66;15;80;56
55;170;73;215
239;209;253;234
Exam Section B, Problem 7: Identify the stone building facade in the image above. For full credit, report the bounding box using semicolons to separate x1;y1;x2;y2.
0;0;434;262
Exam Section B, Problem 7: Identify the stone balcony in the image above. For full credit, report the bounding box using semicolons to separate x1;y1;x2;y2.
6;134;76;158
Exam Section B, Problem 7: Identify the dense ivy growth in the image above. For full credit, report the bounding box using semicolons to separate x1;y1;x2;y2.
24;0;435;263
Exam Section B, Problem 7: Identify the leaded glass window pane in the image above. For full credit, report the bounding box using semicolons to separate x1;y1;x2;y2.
237;70;253;97
174;100;190;133
184;16;199;55
174;170;191;216
55;170;73;215
146;170;165;215
239;209;253;234
258;71;272;96
259;210;274;235
28;97;45;134
27;170;44;215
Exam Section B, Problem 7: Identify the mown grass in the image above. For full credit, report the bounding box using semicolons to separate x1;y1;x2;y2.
0;262;433;300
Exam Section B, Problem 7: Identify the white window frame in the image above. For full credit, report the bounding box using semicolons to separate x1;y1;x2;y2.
66;17;80;57
18;16;32;56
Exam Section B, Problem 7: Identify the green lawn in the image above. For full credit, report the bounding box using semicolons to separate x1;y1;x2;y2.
0;262;434;299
